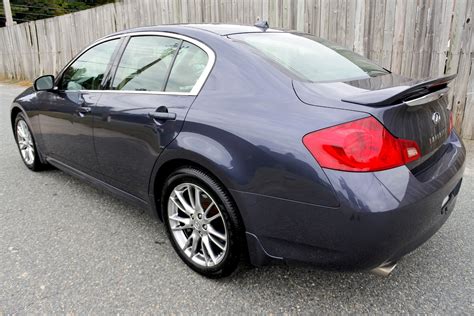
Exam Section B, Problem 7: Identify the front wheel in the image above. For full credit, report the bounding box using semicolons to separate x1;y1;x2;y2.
14;113;47;171
162;167;244;278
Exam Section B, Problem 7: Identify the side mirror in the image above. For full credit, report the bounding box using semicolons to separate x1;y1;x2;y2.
34;75;55;91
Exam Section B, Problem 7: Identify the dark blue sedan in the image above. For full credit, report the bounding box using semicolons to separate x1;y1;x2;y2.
10;24;466;278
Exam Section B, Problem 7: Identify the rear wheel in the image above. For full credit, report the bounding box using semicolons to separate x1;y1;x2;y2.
14;113;47;171
162;167;244;278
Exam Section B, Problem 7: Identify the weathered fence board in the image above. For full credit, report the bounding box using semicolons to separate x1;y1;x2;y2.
0;0;472;139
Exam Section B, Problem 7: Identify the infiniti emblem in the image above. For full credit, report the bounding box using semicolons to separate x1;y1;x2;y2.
432;112;441;124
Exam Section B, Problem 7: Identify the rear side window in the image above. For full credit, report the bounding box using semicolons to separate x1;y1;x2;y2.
60;39;119;90
230;33;388;82
112;36;181;91
165;41;209;93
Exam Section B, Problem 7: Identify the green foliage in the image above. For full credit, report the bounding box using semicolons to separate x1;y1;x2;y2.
1;0;116;25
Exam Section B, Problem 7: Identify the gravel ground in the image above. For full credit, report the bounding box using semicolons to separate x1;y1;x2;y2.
0;83;473;314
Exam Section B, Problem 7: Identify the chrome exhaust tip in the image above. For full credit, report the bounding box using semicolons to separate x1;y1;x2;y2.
370;261;397;277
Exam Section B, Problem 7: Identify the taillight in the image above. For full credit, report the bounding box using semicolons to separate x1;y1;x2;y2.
448;111;453;134
303;116;421;172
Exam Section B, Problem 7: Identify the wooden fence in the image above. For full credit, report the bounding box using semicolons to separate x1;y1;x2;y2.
0;0;472;139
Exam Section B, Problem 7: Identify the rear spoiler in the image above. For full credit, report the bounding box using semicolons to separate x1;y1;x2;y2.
342;74;456;107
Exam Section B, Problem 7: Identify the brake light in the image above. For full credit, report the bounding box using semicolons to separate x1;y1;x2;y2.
303;116;421;172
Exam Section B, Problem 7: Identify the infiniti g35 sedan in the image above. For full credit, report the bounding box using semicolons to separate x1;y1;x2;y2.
11;24;466;278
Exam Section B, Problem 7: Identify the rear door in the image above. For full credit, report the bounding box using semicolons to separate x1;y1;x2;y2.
93;34;213;200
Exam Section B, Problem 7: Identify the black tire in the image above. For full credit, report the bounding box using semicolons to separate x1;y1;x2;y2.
14;113;48;171
161;166;244;278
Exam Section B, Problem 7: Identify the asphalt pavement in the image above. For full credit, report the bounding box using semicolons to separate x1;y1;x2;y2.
0;83;473;314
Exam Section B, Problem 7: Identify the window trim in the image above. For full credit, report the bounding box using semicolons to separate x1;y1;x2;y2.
56;31;216;96
110;35;184;93
56;37;124;91
162;39;184;92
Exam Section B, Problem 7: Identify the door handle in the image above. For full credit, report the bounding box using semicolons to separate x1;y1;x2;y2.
148;111;176;121
77;106;92;113
76;106;92;117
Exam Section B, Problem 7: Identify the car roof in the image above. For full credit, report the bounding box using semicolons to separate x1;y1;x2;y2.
183;24;283;35
106;23;283;37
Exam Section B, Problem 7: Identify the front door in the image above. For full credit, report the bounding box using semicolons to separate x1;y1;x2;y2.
39;90;100;174
93;35;211;200
39;38;121;176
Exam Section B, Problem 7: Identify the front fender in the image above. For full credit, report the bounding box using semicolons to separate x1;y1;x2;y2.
10;102;29;128
10;87;47;161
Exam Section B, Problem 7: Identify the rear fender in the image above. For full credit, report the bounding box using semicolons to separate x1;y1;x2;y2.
147;133;237;220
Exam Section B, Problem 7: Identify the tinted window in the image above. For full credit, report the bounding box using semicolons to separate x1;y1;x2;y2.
60;39;119;90
230;33;388;82
165;41;209;93
112;36;181;91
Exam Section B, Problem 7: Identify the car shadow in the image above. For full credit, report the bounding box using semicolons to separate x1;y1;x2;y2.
30;165;467;312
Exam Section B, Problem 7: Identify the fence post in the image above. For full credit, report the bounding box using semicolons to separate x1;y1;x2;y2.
2;0;15;26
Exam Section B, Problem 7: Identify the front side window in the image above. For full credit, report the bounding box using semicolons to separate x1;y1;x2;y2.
112;36;181;91
165;41;209;93
60;39;119;90
230;33;388;83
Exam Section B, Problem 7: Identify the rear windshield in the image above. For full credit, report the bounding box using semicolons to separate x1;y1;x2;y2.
230;33;389;83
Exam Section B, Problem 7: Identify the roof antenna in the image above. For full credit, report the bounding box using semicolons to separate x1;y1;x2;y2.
254;17;269;31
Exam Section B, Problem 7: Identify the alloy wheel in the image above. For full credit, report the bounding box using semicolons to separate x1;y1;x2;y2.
167;183;228;268
16;119;35;165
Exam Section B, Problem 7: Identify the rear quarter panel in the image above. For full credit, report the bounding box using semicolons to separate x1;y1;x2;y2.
153;35;368;211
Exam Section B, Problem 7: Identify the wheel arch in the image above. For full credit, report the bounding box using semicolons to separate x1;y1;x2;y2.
10;105;25;130
150;156;240;223
149;155;251;264
11;103;50;166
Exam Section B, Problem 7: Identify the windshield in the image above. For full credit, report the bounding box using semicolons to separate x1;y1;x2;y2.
230;33;389;82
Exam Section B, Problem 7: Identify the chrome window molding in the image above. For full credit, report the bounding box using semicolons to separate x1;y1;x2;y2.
78;89;196;96
58;31;216;96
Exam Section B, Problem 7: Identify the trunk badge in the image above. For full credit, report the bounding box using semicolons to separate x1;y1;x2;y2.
432;112;441;124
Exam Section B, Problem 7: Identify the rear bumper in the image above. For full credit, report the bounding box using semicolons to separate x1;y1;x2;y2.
233;131;466;270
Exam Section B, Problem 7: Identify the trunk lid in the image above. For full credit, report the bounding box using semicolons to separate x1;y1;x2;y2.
293;73;455;168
